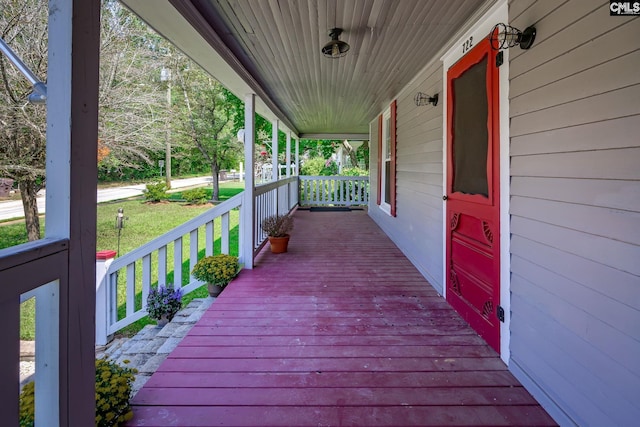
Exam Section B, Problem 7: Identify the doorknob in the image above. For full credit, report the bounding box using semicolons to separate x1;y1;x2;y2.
442;195;448;201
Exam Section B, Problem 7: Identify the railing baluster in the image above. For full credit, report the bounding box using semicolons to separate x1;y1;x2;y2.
350;178;355;205
142;254;151;297
221;212;230;254
206;220;214;256
158;245;167;287
174;237;183;289
126;263;136;316
109;273;118;324
190;229;198;281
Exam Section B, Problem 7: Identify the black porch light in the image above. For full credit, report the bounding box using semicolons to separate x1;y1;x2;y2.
489;23;536;50
322;28;350;58
414;92;438;107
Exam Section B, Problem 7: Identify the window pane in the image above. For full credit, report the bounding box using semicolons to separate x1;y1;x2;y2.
384;160;391;204
384;117;391;160
451;55;489;197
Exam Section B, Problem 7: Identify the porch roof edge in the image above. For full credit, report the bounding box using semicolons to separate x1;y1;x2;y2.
121;0;299;136
299;133;369;141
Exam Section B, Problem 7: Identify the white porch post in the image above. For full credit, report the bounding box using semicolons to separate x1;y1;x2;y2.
295;138;300;176
272;120;279;181
240;94;256;269
45;0;99;425
286;132;291;177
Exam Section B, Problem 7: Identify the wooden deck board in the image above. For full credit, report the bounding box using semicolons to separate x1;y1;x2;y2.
126;210;556;426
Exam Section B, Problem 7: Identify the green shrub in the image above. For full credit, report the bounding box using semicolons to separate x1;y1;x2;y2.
300;157;325;175
340;167;368;176
19;358;137;427
143;181;168;202
182;187;209;205
19;382;35;427
192;254;239;287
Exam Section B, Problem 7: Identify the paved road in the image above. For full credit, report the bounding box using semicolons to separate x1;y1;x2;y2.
0;176;213;222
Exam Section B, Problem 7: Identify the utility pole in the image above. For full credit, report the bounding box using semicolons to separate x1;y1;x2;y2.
161;67;172;188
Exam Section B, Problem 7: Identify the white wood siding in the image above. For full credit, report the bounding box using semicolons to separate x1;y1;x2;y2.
508;1;640;425
369;63;445;293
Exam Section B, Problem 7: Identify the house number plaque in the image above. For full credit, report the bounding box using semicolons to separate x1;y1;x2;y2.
462;36;474;54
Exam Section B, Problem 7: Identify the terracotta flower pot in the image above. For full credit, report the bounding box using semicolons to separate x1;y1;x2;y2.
268;235;290;253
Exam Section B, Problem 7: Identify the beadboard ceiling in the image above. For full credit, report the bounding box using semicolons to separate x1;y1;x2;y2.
122;0;489;138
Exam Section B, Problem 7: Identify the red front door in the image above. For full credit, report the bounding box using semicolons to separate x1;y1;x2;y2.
445;36;501;352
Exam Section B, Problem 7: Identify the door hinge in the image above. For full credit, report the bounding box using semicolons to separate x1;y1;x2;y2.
496;51;504;67
497;305;505;322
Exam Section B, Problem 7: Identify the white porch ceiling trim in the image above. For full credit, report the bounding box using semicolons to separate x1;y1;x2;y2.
300;133;369;141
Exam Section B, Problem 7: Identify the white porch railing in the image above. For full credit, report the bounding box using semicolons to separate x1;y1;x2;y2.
253;176;298;254
96;193;243;345
299;176;369;206
96;177;299;345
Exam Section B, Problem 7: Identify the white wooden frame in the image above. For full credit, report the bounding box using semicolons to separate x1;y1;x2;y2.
379;107;392;215
441;0;511;364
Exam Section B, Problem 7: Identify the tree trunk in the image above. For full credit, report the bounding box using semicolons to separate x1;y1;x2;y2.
361;140;370;170
19;179;41;241
342;141;359;167
211;163;220;201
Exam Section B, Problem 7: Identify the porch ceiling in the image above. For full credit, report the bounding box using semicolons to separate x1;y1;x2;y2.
122;0;490;137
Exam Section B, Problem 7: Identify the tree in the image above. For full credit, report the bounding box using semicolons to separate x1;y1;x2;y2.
175;63;242;200
97;1;166;176
0;1;48;241
0;0;166;240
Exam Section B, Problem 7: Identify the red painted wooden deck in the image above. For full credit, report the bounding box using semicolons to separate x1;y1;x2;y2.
126;209;556;426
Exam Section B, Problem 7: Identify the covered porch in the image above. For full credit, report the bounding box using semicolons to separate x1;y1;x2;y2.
126;209;555;426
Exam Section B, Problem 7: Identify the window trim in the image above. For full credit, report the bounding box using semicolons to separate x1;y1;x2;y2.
377;100;397;216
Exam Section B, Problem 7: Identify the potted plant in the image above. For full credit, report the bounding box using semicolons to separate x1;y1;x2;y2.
261;214;294;253
146;285;182;327
191;254;240;297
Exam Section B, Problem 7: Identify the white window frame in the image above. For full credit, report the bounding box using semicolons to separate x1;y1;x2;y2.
379;107;392;215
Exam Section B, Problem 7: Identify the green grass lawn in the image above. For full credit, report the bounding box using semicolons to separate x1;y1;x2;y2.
3;181;244;339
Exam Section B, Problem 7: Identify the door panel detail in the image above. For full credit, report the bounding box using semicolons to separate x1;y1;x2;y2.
450;212;460;230
482;221;493;244
449;270;461;295
482;300;494;319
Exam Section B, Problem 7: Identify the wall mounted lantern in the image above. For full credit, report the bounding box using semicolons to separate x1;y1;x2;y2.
414;92;438;107
322;28;350;58
489;23;536;50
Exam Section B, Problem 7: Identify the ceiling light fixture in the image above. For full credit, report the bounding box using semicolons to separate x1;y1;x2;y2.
489;23;536;50
322;28;350;58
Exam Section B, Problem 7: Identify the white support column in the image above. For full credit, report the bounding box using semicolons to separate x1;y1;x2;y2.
46;0;100;425
240;94;256;269
46;3;72;239
39;0;73;423
272;120;279;181
286;132;291;177
295;139;300;176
